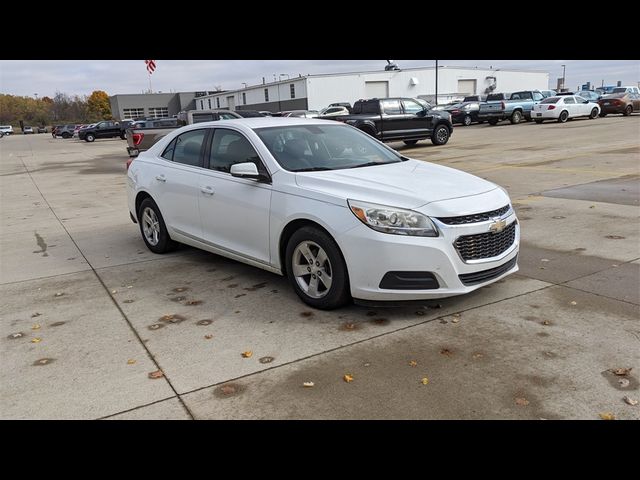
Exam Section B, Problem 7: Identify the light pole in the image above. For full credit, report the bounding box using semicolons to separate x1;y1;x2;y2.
561;64;566;91
435;60;438;105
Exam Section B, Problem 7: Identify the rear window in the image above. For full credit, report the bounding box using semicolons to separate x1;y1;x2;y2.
605;93;626;99
611;88;626;93
540;97;560;104
353;101;379;114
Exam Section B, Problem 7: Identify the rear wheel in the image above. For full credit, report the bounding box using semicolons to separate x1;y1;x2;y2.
510;110;522;124
589;108;599;119
403;140;418;146
623;105;633;116
558;110;569;123
61;132;70;139
534;119;543;124
85;133;95;142
488;119;499;125
462;115;472;126
137;198;176;254
431;124;450;145
285;227;350;310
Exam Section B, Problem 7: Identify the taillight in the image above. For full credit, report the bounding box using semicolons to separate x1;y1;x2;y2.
132;133;144;146
548;105;556;110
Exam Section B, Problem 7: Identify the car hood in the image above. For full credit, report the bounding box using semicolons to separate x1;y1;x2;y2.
294;159;498;209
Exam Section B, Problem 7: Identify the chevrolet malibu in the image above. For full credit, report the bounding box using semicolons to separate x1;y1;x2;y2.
127;118;519;309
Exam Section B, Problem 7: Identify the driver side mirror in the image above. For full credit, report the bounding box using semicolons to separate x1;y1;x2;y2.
230;162;264;181
417;108;428;117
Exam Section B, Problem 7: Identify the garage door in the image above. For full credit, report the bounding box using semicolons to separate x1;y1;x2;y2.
457;79;477;95
365;81;389;98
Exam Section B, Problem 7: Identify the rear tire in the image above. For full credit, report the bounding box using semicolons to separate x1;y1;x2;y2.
510;110;522;124
558;110;569;123
534;119;543;124
85;133;95;142
488;119;499;125
431;124;450;145
62;132;70;139
137;198;177;254
403;140;418;146
285;226;350;310
589;108;599;119
623;105;632;116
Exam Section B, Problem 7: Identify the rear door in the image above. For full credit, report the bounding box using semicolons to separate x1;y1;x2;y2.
151;129;208;239
379;99;407;140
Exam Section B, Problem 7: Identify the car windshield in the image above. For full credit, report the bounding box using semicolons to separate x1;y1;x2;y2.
255;124;404;172
540;97;560;104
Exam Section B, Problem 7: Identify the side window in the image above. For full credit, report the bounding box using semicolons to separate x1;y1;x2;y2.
208;129;265;175
219;113;237;120
161;138;177;161
171;129;206;167
381;99;402;114
533;92;543;101
402;99;424;114
563;97;575;104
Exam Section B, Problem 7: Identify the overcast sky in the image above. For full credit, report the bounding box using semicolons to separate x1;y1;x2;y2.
0;60;638;98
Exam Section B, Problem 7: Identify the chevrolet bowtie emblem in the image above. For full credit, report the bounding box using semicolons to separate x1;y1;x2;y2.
489;218;507;233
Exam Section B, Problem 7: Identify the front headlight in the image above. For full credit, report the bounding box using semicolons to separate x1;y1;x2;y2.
347;200;438;237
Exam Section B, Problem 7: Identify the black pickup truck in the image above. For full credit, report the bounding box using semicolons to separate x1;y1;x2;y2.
78;120;132;142
325;97;453;146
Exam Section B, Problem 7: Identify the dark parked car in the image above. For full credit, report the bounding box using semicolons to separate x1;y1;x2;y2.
442;101;483;126
598;93;640;117
37;126;47;133
78;120;129;142
234;110;266;118
329;97;453;146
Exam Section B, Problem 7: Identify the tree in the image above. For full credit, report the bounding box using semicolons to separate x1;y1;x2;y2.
87;90;112;120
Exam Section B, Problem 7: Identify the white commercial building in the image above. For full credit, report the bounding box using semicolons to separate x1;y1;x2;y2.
194;66;550;113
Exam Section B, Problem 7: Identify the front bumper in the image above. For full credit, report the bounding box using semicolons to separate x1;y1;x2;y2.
339;208;520;301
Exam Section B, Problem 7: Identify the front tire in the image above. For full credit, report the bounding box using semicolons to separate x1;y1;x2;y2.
462;115;472;126
285;226;350;310
431;124;450;145
403;140;418;146
62;132;70;139
510;110;522;124
85;133;95;142
558;110;569;123
589;108;599;119
138;198;177;254
623;105;633;116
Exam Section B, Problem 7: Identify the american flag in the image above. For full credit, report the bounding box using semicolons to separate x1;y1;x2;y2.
145;60;156;75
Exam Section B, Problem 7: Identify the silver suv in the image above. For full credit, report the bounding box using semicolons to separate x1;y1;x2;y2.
0;125;14;136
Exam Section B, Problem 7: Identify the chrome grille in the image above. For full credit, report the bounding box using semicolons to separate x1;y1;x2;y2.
437;205;511;225
454;221;517;261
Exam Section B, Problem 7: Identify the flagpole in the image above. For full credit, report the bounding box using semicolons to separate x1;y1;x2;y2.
148;71;153;93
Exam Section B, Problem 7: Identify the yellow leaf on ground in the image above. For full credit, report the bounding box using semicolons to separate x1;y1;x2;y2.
515;397;530;406
599;412;615;420
148;370;164;379
30;337;42;343
241;351;253;358
409;360;418;367
421;377;429;385
343;374;354;383
32;324;41;330
127;359;136;365
204;334;213;340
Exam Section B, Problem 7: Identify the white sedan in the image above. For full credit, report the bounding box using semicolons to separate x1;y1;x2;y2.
531;95;600;123
127;118;519;309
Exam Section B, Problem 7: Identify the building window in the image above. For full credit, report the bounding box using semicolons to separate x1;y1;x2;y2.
216;98;220;108
208;98;211;109
242;92;246;105
200;100;204;109
264;88;269;102
290;84;295;99
148;107;169;118
122;108;145;120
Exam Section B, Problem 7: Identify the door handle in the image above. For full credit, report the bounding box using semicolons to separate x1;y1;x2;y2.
200;186;215;195
155;175;166;182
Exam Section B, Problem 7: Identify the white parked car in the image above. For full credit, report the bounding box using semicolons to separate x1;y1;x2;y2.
319;106;350;117
531;96;600;123
611;86;640;95
127;118;519;309
0;125;14;136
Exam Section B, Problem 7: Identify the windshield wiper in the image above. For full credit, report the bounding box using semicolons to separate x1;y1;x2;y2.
345;161;396;169
293;167;334;172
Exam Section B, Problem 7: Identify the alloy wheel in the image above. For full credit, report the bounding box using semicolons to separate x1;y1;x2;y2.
291;240;333;299
141;207;160;246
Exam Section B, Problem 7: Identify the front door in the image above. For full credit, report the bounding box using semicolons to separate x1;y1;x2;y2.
401;98;432;137
199;127;272;264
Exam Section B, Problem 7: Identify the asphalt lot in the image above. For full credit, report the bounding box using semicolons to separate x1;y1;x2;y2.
1;115;639;420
